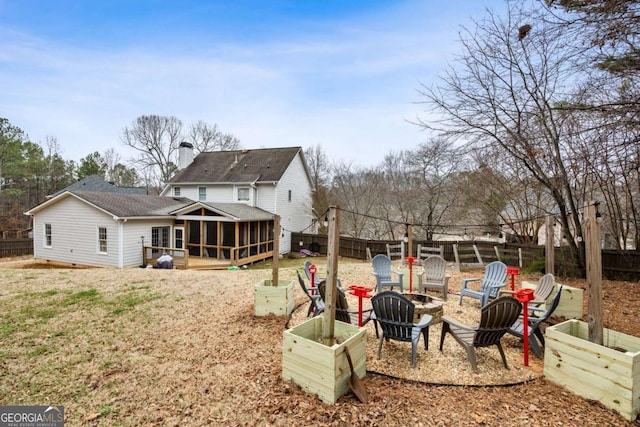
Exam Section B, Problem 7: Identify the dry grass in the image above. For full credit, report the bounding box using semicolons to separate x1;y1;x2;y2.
0;257;635;426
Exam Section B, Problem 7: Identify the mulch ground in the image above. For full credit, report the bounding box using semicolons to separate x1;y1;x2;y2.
0;256;638;426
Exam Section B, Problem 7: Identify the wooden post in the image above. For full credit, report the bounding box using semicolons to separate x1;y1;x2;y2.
272;215;280;287
545;215;555;276
322;206;339;345
584;201;603;345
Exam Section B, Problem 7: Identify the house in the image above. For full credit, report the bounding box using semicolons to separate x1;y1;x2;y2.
160;144;314;259
24;146;314;269
25;190;279;268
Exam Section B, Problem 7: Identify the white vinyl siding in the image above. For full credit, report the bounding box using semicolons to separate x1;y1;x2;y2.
274;152;313;254
122;220;175;267
31;197;120;267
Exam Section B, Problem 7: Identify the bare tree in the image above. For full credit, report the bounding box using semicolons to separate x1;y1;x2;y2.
304;144;331;230
329;162;386;239
121;115;183;188
418;2;590;273
187;120;241;153
408;139;462;240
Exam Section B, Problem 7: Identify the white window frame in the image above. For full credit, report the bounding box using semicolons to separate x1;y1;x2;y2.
174;187;181;196
198;186;206;201
98;226;108;254
44;223;52;248
237;187;250;202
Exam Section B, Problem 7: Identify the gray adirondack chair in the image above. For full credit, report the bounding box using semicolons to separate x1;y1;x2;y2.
416;255;450;300
440;296;522;372
317;281;373;327
296;270;324;317
371;254;404;293
371;291;432;368
459;261;507;306
529;273;556;309
507;285;563;358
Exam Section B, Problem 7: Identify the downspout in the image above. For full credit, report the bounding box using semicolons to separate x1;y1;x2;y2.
250;176;259;207
116;218;126;268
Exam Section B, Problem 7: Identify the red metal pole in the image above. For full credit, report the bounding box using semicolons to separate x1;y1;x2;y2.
357;296;363;327
523;301;529;366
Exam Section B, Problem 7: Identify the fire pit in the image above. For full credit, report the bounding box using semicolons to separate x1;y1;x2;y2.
402;292;444;324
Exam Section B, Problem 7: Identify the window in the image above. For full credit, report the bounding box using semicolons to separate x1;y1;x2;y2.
198;186;206;201
98;227;108;253
174;187;181;196
237;187;249;201
44;223;52;247
152;226;170;248
288;190;292;202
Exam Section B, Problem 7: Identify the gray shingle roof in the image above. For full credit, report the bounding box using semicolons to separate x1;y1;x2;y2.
70;191;192;217
196;202;274;221
169;147;301;184
49;175;147;198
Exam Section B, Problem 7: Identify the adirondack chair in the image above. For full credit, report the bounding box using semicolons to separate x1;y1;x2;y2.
296;270;324;317
371;291;432;368
507;286;563;358
529;273;556;309
304;260;343;289
317;281;373;327
500;273;556;311
371;254;404;293
458;261;508;306
416;255;450;300
440;296;522;372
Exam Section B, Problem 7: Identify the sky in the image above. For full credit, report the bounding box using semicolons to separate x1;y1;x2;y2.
0;0;505;167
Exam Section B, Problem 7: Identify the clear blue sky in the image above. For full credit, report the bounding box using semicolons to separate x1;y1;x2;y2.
0;0;505;166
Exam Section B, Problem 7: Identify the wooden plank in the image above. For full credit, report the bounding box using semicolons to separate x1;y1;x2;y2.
282;316;367;404
545;320;640;421
522;281;583;319
584;201;603;344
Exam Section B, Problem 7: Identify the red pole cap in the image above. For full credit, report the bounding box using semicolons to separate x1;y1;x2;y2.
515;288;534;303
308;264;317;274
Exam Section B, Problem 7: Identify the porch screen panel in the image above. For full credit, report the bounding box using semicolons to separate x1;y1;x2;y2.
187;221;200;256
205;221;218;258
238;222;248;259
221;222;235;260
250;222;258;256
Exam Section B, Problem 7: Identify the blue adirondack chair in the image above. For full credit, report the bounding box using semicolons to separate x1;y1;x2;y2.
371;254;404;293
459;261;507;306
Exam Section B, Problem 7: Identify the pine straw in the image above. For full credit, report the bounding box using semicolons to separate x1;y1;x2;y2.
286;262;544;387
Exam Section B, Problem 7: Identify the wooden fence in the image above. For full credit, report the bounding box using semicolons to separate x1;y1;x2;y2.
292;232;640;281
0;239;33;258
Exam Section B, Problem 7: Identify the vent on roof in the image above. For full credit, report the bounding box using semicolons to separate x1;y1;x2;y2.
242;149;248;154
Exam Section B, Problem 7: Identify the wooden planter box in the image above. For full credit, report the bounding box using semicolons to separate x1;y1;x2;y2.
282;316;367;404
544;319;640;421
522;281;583;318
254;279;295;317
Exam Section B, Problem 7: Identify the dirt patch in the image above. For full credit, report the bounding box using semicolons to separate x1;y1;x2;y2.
0;258;638;425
